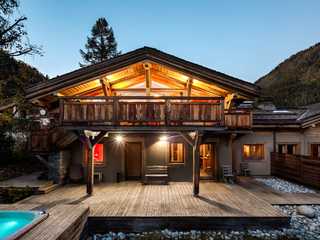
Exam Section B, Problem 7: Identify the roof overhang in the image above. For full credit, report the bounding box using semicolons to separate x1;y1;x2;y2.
25;47;260;101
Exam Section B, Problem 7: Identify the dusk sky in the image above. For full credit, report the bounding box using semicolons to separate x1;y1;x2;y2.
18;0;320;82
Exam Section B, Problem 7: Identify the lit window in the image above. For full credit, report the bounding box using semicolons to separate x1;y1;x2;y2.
93;144;104;165
243;144;264;161
169;143;185;164
278;144;298;155
84;144;105;165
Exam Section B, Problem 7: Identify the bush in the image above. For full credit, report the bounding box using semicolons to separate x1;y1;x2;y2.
0;186;34;203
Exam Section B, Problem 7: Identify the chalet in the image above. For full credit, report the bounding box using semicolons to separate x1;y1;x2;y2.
3;47;320;195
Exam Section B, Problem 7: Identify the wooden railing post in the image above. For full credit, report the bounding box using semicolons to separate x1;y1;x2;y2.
165;99;170;126
221;99;225;126
59;98;64;125
113;97;119;125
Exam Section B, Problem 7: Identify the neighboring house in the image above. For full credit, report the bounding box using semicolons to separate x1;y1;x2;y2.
235;105;320;176
1;47;320;194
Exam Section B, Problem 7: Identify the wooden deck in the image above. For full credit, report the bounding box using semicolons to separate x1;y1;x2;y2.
238;177;320;205
17;181;289;232
0;172;58;194
0;204;89;240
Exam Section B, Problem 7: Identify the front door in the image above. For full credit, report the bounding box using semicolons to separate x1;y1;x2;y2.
125;142;142;180
200;143;217;179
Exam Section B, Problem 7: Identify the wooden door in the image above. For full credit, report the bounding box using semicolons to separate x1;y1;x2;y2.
200;143;217;179
125;142;142;180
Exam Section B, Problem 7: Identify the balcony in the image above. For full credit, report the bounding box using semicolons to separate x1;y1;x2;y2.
59;96;252;129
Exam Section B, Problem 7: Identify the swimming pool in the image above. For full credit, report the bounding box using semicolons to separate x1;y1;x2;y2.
0;210;48;240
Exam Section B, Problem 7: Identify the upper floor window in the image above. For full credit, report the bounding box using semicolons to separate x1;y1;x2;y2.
169;142;185;164
278;144;299;155
310;144;320;159
243;144;264;161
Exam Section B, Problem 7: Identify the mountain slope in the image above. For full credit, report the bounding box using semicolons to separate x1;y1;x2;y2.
256;42;320;107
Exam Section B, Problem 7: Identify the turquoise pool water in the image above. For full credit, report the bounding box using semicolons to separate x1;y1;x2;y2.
0;211;45;240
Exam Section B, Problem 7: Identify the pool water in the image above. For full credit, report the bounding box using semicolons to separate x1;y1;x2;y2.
0;211;46;240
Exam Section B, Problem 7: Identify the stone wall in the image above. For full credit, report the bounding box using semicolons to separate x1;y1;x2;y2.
48;150;71;184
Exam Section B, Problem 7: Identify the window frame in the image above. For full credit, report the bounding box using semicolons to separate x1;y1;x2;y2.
277;143;299;155
242;144;265;161
310;143;320;159
169;142;186;165
83;143;106;167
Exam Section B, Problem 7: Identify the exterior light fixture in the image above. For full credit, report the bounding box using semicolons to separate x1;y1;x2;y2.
159;135;168;142
115;135;123;143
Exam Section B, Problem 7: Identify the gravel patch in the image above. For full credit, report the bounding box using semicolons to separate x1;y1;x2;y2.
254;177;316;193
93;205;320;240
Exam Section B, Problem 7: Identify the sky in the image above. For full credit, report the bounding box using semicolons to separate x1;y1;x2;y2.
18;0;320;82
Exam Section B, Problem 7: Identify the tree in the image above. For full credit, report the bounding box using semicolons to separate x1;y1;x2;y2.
0;0;41;56
80;17;121;66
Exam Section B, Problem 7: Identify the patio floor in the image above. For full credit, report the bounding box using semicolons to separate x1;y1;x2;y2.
15;181;289;231
18;181;284;217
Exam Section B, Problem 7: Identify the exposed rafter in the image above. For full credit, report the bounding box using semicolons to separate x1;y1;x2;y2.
100;79;108;96
108;70;144;86
185;77;193;96
143;62;152;96
112;75;145;89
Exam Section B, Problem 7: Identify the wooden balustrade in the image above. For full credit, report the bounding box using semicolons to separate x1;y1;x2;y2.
271;152;320;188
224;110;252;128
59;96;251;128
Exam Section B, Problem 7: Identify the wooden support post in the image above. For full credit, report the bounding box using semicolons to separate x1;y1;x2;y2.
100;78;112;96
85;136;94;195
144;63;151;96
193;131;202;196
273;130;277;153
185;78;193;96
76;131;107;195
100;79;108;97
179;132;195;147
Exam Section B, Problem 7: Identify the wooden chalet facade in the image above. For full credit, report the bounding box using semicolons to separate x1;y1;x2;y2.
21;47;260;195
3;47;320;196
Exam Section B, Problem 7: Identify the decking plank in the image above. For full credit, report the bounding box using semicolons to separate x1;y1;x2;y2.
18;181;286;218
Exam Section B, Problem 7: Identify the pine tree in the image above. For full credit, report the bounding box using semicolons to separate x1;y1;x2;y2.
79;17;121;66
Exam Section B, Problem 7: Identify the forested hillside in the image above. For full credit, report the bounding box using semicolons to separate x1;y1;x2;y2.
256;42;320;107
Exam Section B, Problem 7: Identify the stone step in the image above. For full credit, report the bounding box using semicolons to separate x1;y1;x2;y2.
36;184;60;194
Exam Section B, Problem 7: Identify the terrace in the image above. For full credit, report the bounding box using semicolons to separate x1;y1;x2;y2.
59;96;252;129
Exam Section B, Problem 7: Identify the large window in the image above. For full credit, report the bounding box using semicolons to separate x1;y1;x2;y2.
169;142;185;164
84;143;105;165
310;144;320;159
243;144;264;161
278;144;299;155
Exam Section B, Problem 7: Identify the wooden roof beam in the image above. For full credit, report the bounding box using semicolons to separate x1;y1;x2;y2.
111;75;145;89
100;78;113;96
225;93;237;109
108;70;144;86
143;62;152;96
113;88;186;92
100;79;108;96
185;77;193;96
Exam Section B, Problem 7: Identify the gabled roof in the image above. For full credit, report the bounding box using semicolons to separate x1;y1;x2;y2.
26;47;260;100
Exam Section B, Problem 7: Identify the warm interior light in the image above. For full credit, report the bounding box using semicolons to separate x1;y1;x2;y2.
115;135;123;143
159;135;168;142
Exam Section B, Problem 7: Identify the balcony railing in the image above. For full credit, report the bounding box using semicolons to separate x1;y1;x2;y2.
59;96;252;128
